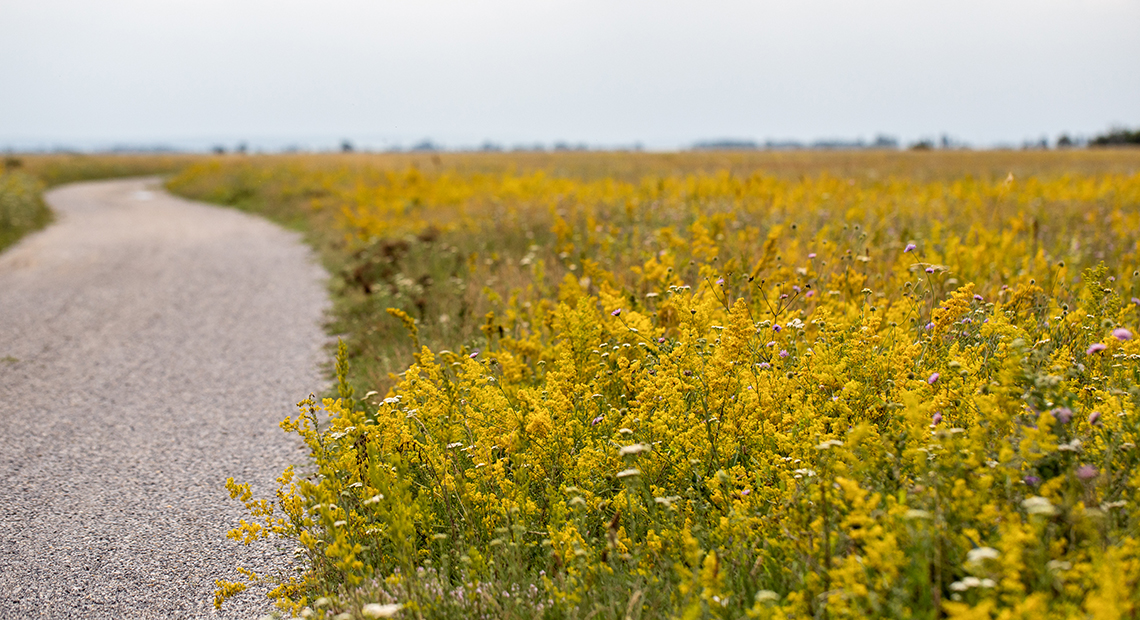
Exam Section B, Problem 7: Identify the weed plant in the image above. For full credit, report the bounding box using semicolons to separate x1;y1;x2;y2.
170;152;1140;619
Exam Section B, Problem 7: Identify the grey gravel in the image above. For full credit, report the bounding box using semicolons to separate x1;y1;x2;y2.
0;178;329;619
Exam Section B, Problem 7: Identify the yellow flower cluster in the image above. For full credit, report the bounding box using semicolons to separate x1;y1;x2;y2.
192;155;1140;619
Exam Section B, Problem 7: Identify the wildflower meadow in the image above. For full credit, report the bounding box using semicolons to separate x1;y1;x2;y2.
168;150;1140;620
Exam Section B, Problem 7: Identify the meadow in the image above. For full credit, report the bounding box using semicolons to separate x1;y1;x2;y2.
168;148;1140;620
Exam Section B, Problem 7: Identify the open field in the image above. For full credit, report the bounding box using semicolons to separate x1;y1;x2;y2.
164;149;1140;619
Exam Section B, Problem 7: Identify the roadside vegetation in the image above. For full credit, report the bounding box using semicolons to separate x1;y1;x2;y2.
0;164;51;253
0;154;202;253
168;150;1140;619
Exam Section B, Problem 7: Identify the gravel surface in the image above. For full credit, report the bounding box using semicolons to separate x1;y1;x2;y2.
0;178;329;619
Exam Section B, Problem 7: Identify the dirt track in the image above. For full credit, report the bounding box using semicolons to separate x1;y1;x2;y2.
0;178;328;618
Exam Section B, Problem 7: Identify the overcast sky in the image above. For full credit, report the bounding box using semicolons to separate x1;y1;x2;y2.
1;0;1137;151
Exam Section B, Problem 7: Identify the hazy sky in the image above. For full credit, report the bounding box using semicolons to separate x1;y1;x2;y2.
2;0;1138;150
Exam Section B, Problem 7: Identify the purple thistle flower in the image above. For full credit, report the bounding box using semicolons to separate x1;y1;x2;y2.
716;278;725;286
1024;475;1041;486
1076;465;1098;481
779;349;789;358
925;322;935;330
766;341;776;348
974;294;984;302
1113;328;1133;341
657;337;666;343
1133;297;1140;305
1052;407;1073;424
590;415;604;426
793;285;802;293
773;324;782;332
806;290;816;298
927;372;940;385
1088;411;1102;426
925;267;935;274
932;412;942;426
758;362;771;369
611;308;622;317
1087;342;1107;355
904;243;916;253
469;350;481;359
808;253;817;259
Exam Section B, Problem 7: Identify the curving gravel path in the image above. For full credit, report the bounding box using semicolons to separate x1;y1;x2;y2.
0;178;329;619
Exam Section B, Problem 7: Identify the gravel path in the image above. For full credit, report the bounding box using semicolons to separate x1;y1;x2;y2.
0;178;329;619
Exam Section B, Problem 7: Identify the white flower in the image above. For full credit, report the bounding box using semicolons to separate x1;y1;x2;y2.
816;439;844;450
362;603;403;618
904;509;932;520
949;576;994;591
1022;496;1057;516
966;547;1000;563
620;443;651;456
754;590;779;602
616;468;641;479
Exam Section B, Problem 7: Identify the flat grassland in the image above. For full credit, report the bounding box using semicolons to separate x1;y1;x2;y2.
162;149;1140;618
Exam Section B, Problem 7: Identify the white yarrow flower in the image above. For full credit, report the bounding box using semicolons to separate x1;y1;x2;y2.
362;603;403;618
1022;496;1058;516
966;547;1000;563
620;443;651;456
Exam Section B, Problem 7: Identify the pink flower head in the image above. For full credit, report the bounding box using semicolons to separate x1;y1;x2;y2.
805;290;816;298
716;278;725;286
772;324;781;332
611;308;622;317
1076;465;1098;481
808;253;817;259
925;267;935;274
925;322;935;330
927;372;940;385
904;243;916;253
1086;342;1107;355
1088;411;1102;426
1113;328;1133;341
779;349;789;358
758;362;771;369
1052;407;1073;424
1133;297;1140;305
591;414;604;426
974;294;984;302
932;412;942;426
469;350;480;359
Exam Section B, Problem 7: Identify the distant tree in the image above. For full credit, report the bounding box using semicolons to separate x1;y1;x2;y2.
1090;127;1140;146
1056;134;1073;148
211;145;226;155
341;140;355;153
872;135;899;149
909;139;934;151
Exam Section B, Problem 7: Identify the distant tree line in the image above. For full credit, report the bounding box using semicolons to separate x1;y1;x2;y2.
1088;127;1140;146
